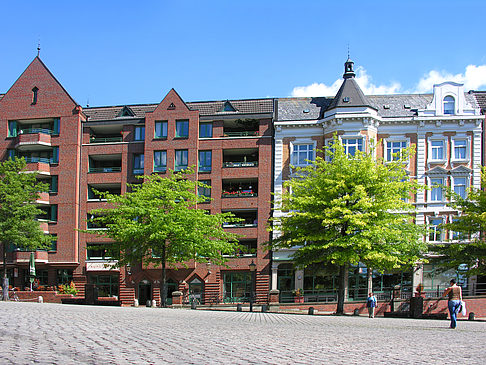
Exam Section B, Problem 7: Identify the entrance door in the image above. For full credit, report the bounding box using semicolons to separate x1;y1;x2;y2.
188;278;204;304
166;279;177;305
138;280;152;306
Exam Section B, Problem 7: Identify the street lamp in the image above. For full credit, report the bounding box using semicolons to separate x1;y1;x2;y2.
249;260;256;312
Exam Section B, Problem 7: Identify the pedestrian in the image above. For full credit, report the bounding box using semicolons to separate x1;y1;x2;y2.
366;292;377;318
443;279;462;329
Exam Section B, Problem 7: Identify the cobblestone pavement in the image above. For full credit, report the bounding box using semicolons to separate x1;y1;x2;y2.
0;302;484;365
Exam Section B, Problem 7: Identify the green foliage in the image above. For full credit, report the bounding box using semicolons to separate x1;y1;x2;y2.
57;281;79;295
84;169;241;268
432;168;486;276
270;137;426;271
0;158;51;253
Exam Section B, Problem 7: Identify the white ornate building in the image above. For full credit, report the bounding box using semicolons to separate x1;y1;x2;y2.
272;59;484;301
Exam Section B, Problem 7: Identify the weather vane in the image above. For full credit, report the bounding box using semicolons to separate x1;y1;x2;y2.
37;40;41;57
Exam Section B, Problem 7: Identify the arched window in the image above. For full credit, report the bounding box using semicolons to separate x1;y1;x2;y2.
443;96;455;115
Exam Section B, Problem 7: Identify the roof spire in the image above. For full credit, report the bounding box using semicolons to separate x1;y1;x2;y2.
343;56;355;79
37;40;41;57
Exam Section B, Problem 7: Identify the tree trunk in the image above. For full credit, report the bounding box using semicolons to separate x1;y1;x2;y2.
2;242;9;301
160;243;167;307
336;264;347;315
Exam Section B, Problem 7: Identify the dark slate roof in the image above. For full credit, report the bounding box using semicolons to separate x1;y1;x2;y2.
276;97;332;121
327;77;376;111
83;98;274;122
472;91;486;114
276;93;480;121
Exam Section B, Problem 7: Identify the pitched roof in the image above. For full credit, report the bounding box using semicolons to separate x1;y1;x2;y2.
83;98;274;122
276;97;332;121
327;77;376;111
472;91;486;114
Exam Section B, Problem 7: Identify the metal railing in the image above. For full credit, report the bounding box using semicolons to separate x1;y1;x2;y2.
23;157;53;164
89;167;122;173
222;161;258;168
222;192;257;198
223;131;259;137
20;128;54;135
90;136;123;144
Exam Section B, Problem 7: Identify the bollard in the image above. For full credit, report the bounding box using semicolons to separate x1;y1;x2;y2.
191;301;197;310
152;299;157;307
38;296;43;304
308;307;314;315
237;303;243;312
146;300;151;307
468;312;475;321
134;299;139;307
261;304;268;313
353;308;360;316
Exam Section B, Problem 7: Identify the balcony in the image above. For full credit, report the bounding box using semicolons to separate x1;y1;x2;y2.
90;136;123;144
24;160;51;175
14;250;49;263
89;154;122;174
36;191;50;204
223;148;258;168
222;210;257;228
223;119;259;138
16;131;52;150
222;178;258;198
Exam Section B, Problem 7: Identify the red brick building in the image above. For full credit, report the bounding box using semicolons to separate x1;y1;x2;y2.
0;57;273;306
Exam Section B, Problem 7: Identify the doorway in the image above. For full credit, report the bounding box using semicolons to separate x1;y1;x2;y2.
188;277;204;304
138;280;152;306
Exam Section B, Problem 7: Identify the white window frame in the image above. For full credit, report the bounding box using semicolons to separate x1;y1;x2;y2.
290;141;316;168
428;216;444;242
428;177;445;202
443;95;455;115
452;175;468;200
451;137;470;163
428;138;447;164
341;136;364;156
383;138;410;163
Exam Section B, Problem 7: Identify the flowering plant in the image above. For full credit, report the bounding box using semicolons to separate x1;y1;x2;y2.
293;288;304;297
58;281;79;295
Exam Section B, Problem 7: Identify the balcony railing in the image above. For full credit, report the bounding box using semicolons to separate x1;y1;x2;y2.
20;128;55;135
222;223;257;228
90;136;123;144
223;131;259;137
24;157;53;164
223;161;258;168
89;167;122;173
222;191;257;198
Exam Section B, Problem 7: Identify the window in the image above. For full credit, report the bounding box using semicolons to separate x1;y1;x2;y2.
49;176;58;193
342;138;363;156
51;147;59;164
154;151;167;172
134;126;145;141
199;122;213;138
175;150;188;171
223;272;252;301
91;275;119;298
386;141;407;161
198;180;211;199
32;87;38;105
453;177;467;199
429;218;444;242
444;96;455;115
154;121;168;139
49;234;57;252
175;120;189;138
198;150;212;172
430;140;445;161
36;269;49;286
430;178;444;201
292;144;314;167
7;149;16;160
7;121;17;137
53;118;60;135
133;154;144;175
453;139;467;160
39;205;57;222
57;269;73;285
87;243;112;260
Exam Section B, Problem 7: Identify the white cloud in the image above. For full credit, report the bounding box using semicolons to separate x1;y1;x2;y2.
291;66;401;97
413;65;486;93
291;64;486;97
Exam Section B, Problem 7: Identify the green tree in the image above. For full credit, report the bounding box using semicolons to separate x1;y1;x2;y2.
269;138;427;314
0;158;51;300
431;168;486;277
85;170;241;307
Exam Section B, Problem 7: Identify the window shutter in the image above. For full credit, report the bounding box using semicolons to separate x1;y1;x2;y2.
51;147;59;164
53;118;60;135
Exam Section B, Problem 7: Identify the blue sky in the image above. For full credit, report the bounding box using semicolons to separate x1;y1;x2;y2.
1;0;486;107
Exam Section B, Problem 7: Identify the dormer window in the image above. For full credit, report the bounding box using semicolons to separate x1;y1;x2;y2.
443;96;455;115
32;87;39;105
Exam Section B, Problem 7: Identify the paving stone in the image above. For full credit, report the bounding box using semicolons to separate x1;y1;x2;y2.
0;302;485;364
